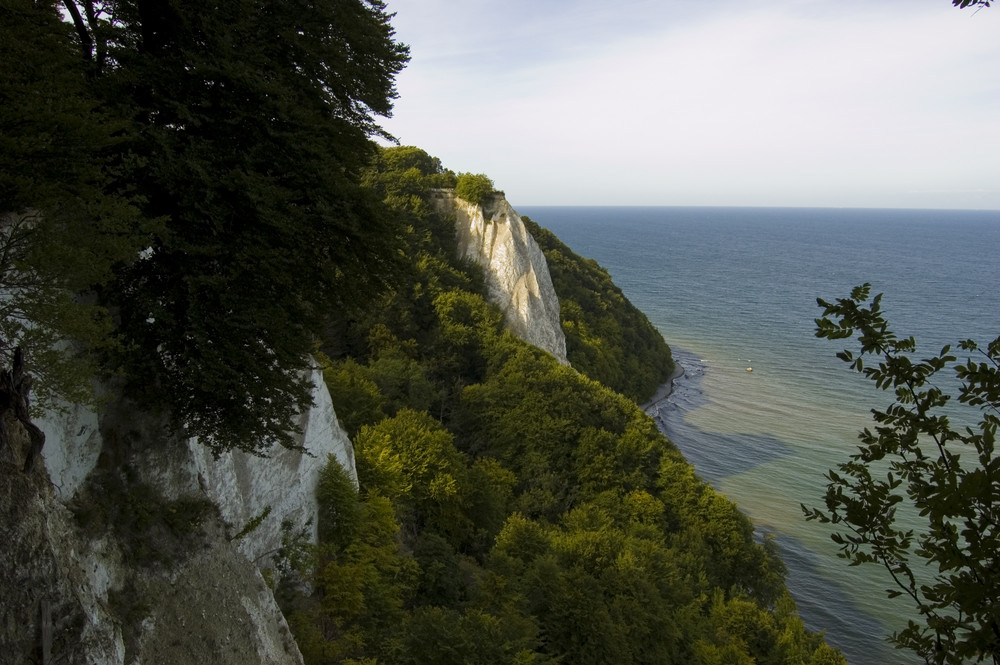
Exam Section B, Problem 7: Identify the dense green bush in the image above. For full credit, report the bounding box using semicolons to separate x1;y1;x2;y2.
455;172;496;208
363;145;458;215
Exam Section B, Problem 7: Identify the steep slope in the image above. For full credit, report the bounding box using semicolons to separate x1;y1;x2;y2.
430;189;568;364
293;148;847;665
522;216;675;403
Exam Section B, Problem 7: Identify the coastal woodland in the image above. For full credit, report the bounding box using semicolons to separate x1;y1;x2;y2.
0;1;851;663
288;148;845;664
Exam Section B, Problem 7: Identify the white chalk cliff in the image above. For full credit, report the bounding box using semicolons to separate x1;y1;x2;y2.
39;367;356;560
2;366;355;665
431;189;568;364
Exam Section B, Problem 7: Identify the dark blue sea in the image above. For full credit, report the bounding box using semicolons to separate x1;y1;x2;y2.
519;206;1000;665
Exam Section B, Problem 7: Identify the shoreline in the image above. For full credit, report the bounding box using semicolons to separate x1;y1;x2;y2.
640;361;686;413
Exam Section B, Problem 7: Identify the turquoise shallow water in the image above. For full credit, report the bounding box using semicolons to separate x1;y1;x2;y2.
519;205;1000;665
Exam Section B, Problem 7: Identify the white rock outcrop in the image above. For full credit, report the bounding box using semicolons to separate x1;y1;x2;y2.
14;364;355;664
187;367;357;561
1;449;305;665
432;190;568;364
40;367;355;561
36;399;103;499
0;463;128;664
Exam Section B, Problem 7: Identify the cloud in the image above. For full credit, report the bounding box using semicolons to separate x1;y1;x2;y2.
382;0;1000;208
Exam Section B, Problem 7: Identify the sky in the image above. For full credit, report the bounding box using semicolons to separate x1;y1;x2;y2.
377;0;1000;209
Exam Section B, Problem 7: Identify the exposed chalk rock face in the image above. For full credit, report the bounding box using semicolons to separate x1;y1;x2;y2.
431;190;569;364
36;400;103;499
13;365;354;664
0;445;126;664
40;367;356;561
186;367;357;561
128;533;302;665
1;439;305;665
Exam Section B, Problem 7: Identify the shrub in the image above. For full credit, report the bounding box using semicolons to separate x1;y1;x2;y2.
454;172;495;208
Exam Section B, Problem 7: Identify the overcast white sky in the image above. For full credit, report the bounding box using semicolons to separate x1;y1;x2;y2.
378;0;1000;209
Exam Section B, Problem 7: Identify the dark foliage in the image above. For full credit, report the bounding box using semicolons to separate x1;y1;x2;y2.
39;0;412;453
0;0;146;408
807;284;1000;665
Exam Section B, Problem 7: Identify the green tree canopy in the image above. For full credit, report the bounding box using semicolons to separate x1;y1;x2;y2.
455;172;496;208
44;0;411;453
0;0;146;410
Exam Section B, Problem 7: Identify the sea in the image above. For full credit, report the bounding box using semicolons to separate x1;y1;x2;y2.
518;206;1000;665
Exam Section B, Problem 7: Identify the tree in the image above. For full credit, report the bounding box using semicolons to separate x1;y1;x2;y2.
953;0;990;8
454;172;496;208
316;455;363;552
354;408;471;544
0;0;145;413
53;0;410;454
805;284;1000;665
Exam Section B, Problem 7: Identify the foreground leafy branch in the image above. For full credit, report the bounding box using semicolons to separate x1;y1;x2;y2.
804;284;1000;665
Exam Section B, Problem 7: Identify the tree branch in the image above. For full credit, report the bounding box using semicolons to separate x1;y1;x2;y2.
62;1;94;63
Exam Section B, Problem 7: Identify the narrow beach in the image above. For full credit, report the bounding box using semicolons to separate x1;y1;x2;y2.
641;362;686;413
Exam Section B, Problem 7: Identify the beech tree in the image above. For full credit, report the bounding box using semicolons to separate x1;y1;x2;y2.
0;0;145;412
805;284;1000;665
52;0;410;453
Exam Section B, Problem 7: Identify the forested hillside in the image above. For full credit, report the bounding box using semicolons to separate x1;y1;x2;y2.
288;147;846;665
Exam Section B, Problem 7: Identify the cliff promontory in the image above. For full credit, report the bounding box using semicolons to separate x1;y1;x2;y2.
430;189;569;365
